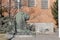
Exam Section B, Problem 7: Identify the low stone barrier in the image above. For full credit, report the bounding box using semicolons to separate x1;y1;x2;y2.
30;23;54;34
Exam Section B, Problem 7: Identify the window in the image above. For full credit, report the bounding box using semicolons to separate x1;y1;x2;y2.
41;0;48;9
28;0;35;7
13;0;35;7
13;0;22;9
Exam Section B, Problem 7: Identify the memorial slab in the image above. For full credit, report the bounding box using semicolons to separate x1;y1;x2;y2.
29;23;54;34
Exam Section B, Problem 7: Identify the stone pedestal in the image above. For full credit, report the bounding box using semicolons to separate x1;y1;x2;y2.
11;35;33;40
29;23;54;34
5;34;33;40
34;23;54;34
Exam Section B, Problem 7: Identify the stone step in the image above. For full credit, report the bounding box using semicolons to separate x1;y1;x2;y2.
11;35;34;40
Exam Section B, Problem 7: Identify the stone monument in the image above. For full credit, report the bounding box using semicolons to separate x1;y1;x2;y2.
15;12;31;35
5;12;35;40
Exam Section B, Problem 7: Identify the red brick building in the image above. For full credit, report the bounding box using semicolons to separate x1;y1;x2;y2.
2;0;57;28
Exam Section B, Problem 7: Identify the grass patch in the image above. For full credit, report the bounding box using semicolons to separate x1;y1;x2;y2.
0;34;7;40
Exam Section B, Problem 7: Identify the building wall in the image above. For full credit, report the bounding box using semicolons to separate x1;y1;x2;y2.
2;0;57;27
